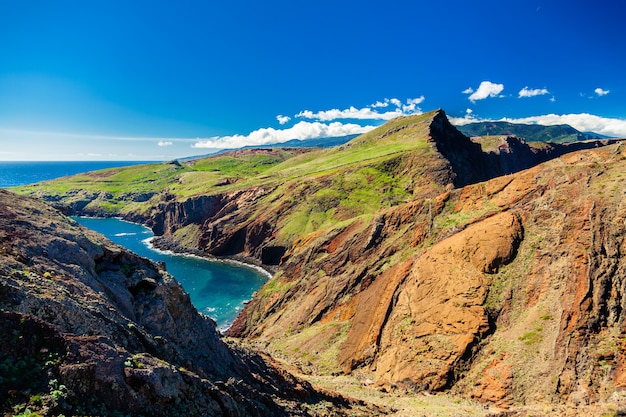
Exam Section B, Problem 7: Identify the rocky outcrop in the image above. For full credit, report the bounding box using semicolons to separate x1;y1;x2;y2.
14;110;626;413
227;136;626;411
0;190;378;416
372;211;523;391
429;110;622;186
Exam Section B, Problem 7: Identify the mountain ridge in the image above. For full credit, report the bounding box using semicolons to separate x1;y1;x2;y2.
11;109;626;414
457;120;611;143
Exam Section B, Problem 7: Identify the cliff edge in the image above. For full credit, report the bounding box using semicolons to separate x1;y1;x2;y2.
12;110;626;414
0;190;378;416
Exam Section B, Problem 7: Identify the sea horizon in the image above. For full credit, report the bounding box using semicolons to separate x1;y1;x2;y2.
0;160;156;188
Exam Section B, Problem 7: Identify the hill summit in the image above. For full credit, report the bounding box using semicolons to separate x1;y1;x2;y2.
12;109;626;415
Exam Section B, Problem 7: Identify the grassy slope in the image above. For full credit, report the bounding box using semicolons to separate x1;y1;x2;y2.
14;112;437;243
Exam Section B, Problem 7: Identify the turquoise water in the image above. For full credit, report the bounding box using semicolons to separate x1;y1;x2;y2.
1;161;268;329
73;217;268;329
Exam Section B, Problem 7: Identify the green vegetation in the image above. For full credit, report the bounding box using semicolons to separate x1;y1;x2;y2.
518;329;542;345
14;112;438;247
0;325;66;417
433;199;499;232
257;274;297;298
269;321;351;375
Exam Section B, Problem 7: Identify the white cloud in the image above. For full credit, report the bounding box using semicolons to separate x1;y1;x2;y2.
296;107;400;121
464;81;505;102
518;86;550;98
192;121;375;149
390;98;402;108
371;100;389;108
462;87;474;94
276;115;291;125
402;96;426;113
448;113;479;126
296;97;425;122
595;87;610;97
158;140;173;147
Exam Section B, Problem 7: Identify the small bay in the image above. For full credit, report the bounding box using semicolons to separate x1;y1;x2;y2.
74;216;268;329
1;161;268;329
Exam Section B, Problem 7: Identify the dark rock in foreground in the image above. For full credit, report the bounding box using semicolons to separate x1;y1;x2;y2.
0;190;377;416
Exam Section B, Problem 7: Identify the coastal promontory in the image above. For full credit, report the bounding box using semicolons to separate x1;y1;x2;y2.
11;109;626;415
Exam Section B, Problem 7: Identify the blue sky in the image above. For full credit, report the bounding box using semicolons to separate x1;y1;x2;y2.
0;0;624;160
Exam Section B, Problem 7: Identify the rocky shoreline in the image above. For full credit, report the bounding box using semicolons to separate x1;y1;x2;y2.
149;234;278;277
0;190;379;416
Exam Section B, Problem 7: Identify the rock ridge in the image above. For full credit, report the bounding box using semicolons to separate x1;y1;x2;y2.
12;110;626;413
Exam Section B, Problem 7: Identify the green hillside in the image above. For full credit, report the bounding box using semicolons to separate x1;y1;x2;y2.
14;112;442;242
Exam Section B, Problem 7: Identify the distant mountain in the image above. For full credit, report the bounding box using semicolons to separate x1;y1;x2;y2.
180;134;359;162
456;121;610;143
257;134;359;149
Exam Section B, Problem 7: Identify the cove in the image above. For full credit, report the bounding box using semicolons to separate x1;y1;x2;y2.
73;216;268;329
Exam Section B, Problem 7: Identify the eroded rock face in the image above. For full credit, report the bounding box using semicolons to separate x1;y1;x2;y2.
229;141;626;410
332;211;523;391
0;190;372;416
373;211;523;391
14;110;626;411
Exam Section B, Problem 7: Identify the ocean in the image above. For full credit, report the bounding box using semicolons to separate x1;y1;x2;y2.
1;161;268;329
0;161;150;188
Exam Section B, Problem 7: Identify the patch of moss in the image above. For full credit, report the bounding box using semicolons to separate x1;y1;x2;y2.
518;330;542;346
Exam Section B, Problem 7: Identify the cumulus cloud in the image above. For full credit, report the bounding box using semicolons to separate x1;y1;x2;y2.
403;96;426;113
296;97;425;122
296;107;399;121
390;98;402;108
464;81;505;102
192;96;426;151
518;86;550;98
192;121;375;149
462;87;474;94
370;100;389;108
595;87;610;97
448;109;479;126
276;115;291;125
158;140;173;147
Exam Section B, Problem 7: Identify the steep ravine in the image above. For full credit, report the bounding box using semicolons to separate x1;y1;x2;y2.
0;190;379;416
226;142;626;415
13;110;626;414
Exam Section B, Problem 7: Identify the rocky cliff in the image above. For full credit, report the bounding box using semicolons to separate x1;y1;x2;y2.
13;110;626;414
0;190;378;416
144;111;619;268
223;113;626;411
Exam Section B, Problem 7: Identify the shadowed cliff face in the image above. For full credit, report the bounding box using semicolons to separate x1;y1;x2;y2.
224;118;626;408
0;190;379;416
13;110;626;410
141;111;620;270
